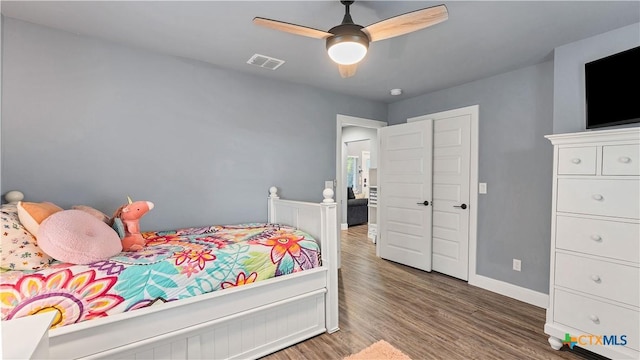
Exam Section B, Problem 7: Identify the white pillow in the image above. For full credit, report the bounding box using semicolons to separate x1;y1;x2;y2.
1;204;54;270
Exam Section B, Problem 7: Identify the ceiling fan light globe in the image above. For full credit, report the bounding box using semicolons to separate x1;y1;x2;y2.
328;41;367;65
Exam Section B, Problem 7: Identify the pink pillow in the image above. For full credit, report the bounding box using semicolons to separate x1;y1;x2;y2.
38;210;123;264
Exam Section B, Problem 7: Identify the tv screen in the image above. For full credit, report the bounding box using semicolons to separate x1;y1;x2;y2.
585;46;640;129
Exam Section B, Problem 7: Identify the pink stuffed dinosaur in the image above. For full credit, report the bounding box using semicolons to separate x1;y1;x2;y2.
110;197;154;251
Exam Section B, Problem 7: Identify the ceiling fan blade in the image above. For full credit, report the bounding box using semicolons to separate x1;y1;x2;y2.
362;4;448;42
338;64;358;78
253;17;333;40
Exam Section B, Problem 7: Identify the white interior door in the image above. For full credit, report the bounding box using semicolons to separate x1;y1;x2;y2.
378;120;433;271
431;116;471;280
409;110;473;280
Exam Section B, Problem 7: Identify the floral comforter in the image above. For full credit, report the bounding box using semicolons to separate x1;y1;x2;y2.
0;223;320;329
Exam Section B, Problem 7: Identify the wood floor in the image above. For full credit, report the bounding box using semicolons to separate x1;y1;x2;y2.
262;225;607;360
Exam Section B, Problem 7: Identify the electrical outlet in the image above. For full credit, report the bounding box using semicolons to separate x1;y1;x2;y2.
513;259;521;272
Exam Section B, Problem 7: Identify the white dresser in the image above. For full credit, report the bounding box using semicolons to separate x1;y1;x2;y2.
544;128;640;359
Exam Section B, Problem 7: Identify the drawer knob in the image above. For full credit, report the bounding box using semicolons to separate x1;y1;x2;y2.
590;274;601;283
571;158;582;164
589;315;600;324
619;156;631;163
590;235;602;242
592;194;604;201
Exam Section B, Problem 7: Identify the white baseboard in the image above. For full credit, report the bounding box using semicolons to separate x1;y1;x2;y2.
469;274;549;308
340;223;348;230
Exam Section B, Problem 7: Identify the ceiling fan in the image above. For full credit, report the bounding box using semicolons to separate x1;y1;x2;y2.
253;1;448;78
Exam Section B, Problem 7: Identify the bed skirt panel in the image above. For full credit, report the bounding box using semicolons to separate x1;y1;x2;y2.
97;290;326;360
49;268;328;359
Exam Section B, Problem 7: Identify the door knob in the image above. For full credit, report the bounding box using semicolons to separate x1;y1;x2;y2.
454;203;467;209
416;201;430;206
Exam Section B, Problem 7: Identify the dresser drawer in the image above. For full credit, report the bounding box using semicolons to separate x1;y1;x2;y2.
603;144;640;176
558;147;597;175
556;216;640;263
557;179;640;219
554;289;639;351
555;252;639;306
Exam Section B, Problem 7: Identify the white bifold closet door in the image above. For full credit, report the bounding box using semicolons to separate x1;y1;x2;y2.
378;120;433;272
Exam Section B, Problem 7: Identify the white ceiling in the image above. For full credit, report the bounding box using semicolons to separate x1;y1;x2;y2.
2;1;639;103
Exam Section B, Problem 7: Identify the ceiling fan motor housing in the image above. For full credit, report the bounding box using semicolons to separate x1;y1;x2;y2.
326;23;370;52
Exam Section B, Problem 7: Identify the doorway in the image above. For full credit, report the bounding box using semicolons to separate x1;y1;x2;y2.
335;115;387;267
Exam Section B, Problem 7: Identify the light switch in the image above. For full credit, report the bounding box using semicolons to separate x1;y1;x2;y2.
479;183;487;194
325;180;334;190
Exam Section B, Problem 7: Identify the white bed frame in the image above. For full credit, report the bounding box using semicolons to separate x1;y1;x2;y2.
0;186;338;359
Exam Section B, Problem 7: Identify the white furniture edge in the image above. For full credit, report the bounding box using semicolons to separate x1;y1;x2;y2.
1;186;338;359
1;312;56;359
545;127;640;144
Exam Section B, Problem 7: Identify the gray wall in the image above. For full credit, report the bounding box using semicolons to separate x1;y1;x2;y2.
0;18;386;231
388;61;554;293
553;23;640;134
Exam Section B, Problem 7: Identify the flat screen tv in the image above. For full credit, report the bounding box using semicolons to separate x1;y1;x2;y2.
585;46;640;129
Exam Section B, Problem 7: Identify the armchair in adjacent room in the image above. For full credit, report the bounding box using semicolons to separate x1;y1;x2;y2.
347;187;368;226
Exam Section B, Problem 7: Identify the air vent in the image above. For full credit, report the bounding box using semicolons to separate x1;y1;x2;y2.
247;54;285;70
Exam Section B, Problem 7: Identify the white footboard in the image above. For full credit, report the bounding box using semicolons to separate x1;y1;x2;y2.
268;186;339;334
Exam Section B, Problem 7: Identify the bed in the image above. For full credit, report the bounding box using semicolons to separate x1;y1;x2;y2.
0;186;338;359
